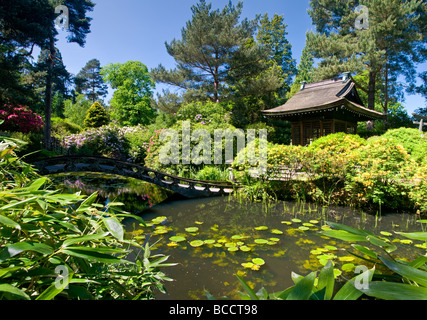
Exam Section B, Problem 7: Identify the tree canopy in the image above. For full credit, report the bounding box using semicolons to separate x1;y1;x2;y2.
101;61;156;126
307;0;426;115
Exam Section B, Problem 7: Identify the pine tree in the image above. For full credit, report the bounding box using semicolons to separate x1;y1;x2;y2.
75;59;108;103
84;101;109;128
307;0;426;114
257;13;296;101
151;0;281;105
287;46;315;99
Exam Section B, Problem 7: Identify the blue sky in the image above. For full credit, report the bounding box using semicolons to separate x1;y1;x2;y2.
48;0;425;114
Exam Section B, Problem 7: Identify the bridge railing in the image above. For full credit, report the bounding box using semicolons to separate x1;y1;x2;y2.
31;156;237;197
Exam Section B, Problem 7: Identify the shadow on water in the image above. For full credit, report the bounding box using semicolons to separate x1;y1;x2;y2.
53;173;427;300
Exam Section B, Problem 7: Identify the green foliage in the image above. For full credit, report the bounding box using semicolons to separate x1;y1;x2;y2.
0;139;175;300
233;131;427;212
307;0;425;111
51;117;83;138
63;94;92;128
75;59;108;103
84;101;110;128
101;61;156;126
382;128;427;164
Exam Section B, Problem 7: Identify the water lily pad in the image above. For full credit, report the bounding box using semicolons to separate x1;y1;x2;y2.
195;221;204;225
167;242;178;247
380;231;392;237
242;262;254;269
254;239;268;244
255;226;268;231
298;226;309;231
281;221;292;225
213;243;223;248
185;227;199;233
333;268;342;278
240;245;252;252
309;220;319;224
152;216;167;225
324;245;337;251
271;229;283;235
204;239;216;245
267;241;277;245
252;258;265;266
153;226;169;234
189;240;204;247
338;256;355;262
341;263;355;272
269;238;280;242
231;235;247;240
303;223;314;227
169;236;186;243
227;246;238;252
400;239;413;245
291;219;302;223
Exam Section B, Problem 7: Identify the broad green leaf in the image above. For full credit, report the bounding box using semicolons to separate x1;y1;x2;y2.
325;222;369;236
62;247;130;264
76;192;98;212
0;214;20;229
352;244;378;259
334;267;375;300
358;281;427;300
317;260;335;300
0;284;30;300
103;217;124;241
0;242;54;262
366;235;396;253
321;230;367;242
27;177;48;191
0;196;38;211
62;232;109;247
409;256;427;269
236;274;259;300
379;256;427;287
286;272;316;300
397;232;427;242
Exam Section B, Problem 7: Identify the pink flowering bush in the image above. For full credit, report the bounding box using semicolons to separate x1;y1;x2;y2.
0;104;44;133
63;124;130;160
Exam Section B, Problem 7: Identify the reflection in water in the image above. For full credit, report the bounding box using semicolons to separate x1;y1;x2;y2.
128;198;425;300
53;173;426;300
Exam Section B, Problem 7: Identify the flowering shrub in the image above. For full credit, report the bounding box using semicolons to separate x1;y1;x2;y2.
0;104;44;133
234;132;426;212
63;124;130;160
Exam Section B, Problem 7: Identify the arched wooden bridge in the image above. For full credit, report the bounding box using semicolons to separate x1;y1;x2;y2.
31;156;237;199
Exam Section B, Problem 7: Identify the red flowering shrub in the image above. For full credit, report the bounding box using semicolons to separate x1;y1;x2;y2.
0;104;44;133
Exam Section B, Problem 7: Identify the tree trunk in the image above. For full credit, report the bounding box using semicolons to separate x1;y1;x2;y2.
366;71;376;131
43;37;55;150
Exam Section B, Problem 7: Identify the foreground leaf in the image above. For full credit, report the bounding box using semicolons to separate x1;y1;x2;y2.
357;281;427;300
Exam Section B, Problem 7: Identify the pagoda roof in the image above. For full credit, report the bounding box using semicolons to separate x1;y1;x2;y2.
263;77;386;121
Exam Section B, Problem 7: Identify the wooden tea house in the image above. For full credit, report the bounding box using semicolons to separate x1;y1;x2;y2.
263;74;386;146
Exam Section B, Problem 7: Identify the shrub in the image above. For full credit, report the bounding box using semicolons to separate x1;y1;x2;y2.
0;104;44;133
63;124;130;160
382;128;427;164
84;102;110;128
52;117;83;138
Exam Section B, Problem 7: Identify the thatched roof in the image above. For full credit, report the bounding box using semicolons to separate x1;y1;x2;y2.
263;77;386;121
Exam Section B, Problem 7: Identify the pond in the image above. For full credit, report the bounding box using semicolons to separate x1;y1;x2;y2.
52;173;427;300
